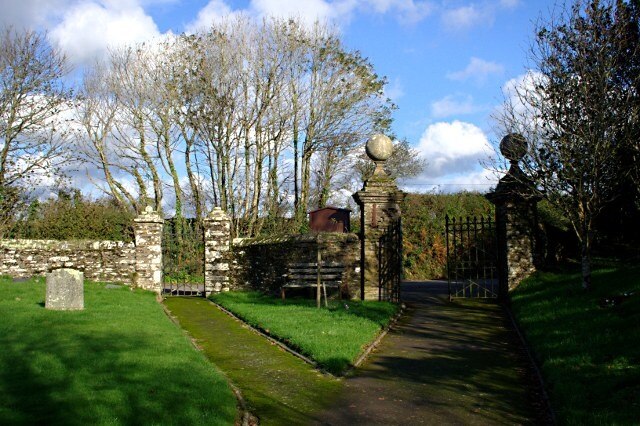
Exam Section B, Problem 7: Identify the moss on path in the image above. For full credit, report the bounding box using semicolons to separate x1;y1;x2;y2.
163;297;341;425
166;283;542;425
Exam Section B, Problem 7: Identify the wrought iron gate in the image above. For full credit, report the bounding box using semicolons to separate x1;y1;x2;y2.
378;219;402;303
162;218;205;297
445;215;498;299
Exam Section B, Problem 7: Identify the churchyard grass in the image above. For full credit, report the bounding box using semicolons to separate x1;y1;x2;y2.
511;263;640;424
0;276;236;425
209;291;399;375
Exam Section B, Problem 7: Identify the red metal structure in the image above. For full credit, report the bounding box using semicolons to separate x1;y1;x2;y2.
309;207;351;233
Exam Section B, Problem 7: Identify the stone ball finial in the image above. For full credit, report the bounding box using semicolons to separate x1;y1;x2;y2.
366;134;393;162
500;133;527;163
144;205;154;214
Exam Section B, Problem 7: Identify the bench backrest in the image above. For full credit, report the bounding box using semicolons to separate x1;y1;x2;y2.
287;262;344;283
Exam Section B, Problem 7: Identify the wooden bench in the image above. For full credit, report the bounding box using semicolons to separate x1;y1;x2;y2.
281;261;345;306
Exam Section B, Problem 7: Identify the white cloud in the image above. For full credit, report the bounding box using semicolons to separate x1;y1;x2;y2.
0;0;71;29
187;0;434;31
186;0;238;32
49;1;161;65
430;94;485;119
447;57;504;84
401;168;498;193
365;0;434;23
441;5;488;30
250;0;335;24
414;121;494;183
440;0;521;31
495;70;546;132
500;0;520;9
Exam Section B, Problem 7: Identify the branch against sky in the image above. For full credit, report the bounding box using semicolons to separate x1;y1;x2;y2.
494;0;640;290
0;26;73;236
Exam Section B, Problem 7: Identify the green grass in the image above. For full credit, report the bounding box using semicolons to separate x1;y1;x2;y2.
511;264;640;424
0;277;236;425
209;291;399;375
164;297;342;425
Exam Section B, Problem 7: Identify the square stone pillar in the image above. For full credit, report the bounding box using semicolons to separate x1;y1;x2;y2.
203;207;231;296
133;206;164;293
353;180;404;301
352;134;405;301
487;134;540;298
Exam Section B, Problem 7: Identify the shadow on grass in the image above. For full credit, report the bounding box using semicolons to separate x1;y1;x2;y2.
511;265;640;424
0;280;236;425
1;331;220;424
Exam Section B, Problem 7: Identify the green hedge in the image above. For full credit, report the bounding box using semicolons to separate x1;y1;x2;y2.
401;192;494;280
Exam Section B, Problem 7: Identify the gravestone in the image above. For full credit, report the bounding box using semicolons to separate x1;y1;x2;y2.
45;268;84;310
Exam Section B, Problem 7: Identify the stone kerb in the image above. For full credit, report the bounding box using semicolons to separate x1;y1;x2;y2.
203;207;232;295
133;206;164;293
46;268;84;310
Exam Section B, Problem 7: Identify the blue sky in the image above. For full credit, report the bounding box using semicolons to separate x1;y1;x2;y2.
3;0;557;193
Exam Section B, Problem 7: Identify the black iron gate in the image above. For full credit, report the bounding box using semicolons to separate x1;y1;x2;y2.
379;219;402;302
162;218;205;297
445;215;498;299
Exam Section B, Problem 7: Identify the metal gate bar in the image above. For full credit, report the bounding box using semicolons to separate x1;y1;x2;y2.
446;215;498;300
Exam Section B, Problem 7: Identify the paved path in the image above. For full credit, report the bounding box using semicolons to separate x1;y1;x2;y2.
166;282;547;425
315;281;544;425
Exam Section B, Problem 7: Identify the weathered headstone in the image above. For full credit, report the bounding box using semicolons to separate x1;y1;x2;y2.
45;268;84;310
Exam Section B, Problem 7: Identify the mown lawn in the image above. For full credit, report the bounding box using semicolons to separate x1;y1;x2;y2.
209;291;399;375
0;276;236;425
511;264;640;424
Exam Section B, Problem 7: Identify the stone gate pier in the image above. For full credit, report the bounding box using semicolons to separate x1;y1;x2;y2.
487;133;540;297
133;206;164;293
353;134;405;301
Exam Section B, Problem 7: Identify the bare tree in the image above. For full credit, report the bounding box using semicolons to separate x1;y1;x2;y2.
76;60;138;211
0;27;72;235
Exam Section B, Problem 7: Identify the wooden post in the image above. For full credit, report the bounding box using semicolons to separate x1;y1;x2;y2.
316;250;321;308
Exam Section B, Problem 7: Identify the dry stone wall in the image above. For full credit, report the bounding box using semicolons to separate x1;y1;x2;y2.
0;207;164;293
0;239;136;283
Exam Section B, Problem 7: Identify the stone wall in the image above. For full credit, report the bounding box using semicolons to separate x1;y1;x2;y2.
0;207;164;293
0;239;136;283
230;233;361;298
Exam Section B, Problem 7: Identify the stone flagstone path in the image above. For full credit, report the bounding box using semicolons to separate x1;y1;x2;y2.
165;281;547;425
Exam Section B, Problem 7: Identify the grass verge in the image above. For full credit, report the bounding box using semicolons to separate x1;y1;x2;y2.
209;291;399;375
0;276;236;425
511;264;640;424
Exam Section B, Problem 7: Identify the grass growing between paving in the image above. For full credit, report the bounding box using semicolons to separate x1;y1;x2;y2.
210;291;399;375
0;276;236;425
164;297;342;425
511;263;640;424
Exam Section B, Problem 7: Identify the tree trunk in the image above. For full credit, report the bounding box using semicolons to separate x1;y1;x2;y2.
581;241;592;290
